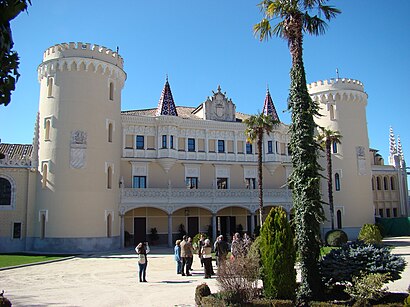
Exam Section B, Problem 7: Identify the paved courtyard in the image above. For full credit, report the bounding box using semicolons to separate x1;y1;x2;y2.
0;237;409;307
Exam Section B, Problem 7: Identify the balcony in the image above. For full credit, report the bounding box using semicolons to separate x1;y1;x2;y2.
120;188;293;209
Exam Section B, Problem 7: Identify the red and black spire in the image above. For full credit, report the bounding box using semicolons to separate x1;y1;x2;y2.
156;76;178;116
262;87;279;122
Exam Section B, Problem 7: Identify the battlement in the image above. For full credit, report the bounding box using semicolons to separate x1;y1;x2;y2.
308;78;364;93
43;42;124;68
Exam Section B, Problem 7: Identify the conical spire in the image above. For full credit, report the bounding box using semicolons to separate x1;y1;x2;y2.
262;87;279;122
155;77;178;116
389;126;397;155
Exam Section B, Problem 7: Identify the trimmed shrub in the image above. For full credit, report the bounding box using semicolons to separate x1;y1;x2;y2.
259;207;296;300
325;229;348;247
320;241;406;286
358;223;383;244
193;233;208;251
195;283;211;306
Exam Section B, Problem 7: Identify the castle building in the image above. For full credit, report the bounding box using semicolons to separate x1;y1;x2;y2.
0;42;408;252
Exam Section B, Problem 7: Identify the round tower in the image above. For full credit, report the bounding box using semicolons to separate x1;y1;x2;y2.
308;78;374;239
34;42;126;251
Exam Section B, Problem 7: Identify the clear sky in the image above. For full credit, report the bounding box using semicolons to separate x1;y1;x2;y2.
1;1;409;167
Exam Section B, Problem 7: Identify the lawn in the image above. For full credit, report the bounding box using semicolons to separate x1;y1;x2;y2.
0;254;72;268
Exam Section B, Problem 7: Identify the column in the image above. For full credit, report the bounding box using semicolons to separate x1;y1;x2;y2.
250;212;255;236
168;213;173;248
120;214;125;248
212;213;217;243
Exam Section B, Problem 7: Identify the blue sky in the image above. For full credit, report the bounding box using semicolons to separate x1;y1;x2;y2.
1;1;409;166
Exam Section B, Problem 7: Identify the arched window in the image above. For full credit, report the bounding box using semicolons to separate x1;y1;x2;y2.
376;177;381;190
332;141;338;153
335;173;340;191
42;163;48;189
47;77;53;97
107;166;112;189
371;177;375;190
383;177;389;190
107;213;112;237
390;177;396;190
109;82;114;101
0;177;12;206
108;123;113;143
329;104;335;120
45;119;51;141
40;212;46;239
337;210;342;229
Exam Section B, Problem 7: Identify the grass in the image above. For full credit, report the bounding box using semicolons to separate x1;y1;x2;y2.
0;254;73;268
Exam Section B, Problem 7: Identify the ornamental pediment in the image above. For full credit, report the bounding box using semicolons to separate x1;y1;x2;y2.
193;86;236;122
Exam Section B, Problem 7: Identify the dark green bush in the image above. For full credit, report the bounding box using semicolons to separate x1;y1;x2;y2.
358;223;383;244
325;229;348;247
320;241;406;286
195;283;212;306
259;207;296;300
193;232;208;251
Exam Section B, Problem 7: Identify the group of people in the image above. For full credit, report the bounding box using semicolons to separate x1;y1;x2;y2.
135;232;252;282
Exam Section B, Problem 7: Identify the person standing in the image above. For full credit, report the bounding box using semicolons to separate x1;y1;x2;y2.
135;242;150;282
215;235;228;270
180;235;188;276
185;237;194;276
174;239;182;274
230;232;242;259
201;239;213;279
198;234;205;268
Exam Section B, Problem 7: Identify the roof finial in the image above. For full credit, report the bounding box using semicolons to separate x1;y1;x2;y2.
217;85;221;93
336;68;339;79
166;74;168;82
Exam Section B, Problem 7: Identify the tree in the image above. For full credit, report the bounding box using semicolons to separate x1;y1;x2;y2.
259;207;296;300
317;127;342;230
244;112;279;226
0;0;31;106
254;0;340;304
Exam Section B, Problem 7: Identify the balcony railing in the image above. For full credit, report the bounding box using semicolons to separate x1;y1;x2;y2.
120;188;293;206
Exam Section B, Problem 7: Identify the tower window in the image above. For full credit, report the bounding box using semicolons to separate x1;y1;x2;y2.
390;177;396;190
329;104;335;120
47;77;54;97
383;177;389;190
335;173;340;191
332;141;338;153
108;122;113;143
162;135;167;148
376;177;381;190
109;82;114;101
107;166;113;189
106;213;112;238
336;210;342;229
42;163;48;189
45;119;51;141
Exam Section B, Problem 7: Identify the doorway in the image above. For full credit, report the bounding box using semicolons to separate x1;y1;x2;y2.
133;217;147;245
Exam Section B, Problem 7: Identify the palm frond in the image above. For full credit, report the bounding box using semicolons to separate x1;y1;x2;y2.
303;14;328;36
253;18;273;41
319;4;341;20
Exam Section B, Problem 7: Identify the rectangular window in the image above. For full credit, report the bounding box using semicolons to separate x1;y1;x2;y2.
170;135;174;149
245;178;256;189
133;176;147;188
386;208;391;218
13;222;22;239
188;138;195;152
332;141;338;154
136;135;144;150
186;177;198;189
393;208;398;217
267;141;273;154
162;135;167;148
275;141;279;153
378;208;383;217
217;178;228;189
218;140;225;153
246;143;253;154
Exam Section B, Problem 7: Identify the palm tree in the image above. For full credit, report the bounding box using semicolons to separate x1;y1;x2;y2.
244;113;279;227
254;0;340;303
317;127;342;230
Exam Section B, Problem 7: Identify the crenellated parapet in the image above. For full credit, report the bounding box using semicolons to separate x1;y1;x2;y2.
38;42;126;86
308;78;367;104
43;42;123;67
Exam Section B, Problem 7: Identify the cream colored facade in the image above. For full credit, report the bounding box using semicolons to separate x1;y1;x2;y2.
0;42;408;252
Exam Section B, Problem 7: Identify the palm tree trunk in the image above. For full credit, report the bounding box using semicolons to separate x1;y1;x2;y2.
326;139;335;230
257;131;264;226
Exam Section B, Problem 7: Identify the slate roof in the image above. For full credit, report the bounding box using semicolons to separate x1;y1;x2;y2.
155;79;178;116
0;143;33;160
262;89;280;122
